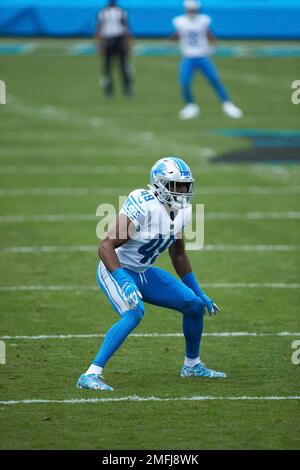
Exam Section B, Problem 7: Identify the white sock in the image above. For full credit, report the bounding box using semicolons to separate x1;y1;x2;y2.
184;356;200;368
85;364;103;376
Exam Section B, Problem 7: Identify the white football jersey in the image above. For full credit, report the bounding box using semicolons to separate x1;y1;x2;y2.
116;188;192;273
173;14;212;58
98;7;128;39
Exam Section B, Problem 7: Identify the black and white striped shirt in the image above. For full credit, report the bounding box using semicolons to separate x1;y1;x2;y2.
98;7;128;38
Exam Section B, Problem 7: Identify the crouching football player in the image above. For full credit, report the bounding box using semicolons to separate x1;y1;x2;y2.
77;157;226;391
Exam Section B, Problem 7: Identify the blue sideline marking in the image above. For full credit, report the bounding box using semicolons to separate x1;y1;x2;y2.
1;42;300;58
0;43;36;55
70;43;300;58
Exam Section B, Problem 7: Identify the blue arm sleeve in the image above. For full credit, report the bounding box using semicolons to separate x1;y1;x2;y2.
182;272;204;297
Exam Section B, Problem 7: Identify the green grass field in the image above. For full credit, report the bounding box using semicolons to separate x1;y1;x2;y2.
0;39;299;450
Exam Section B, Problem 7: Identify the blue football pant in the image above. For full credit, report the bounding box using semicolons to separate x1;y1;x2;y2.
93;262;205;368
180;56;229;104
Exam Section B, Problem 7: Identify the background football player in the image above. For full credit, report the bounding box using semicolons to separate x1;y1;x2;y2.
77;157;226;391
95;0;133;97
171;0;243;120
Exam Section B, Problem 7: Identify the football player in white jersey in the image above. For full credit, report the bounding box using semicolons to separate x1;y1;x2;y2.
77;157;226;391
171;0;243;120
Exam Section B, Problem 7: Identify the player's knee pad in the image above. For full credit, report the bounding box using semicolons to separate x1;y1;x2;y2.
183;296;205;319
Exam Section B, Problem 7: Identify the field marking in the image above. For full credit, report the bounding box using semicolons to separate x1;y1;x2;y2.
1;164;299;177
1;332;299;340
0;165;143;175
4;95;166;154
205;212;300;220
2;40;300;57
0;163;300;186
0;212;299;223
2;244;300;254
0;214;97;223
0;148;159;158
0;131;115;141
0;396;299;406
0;283;299;292
186;244;300;252
0;186;300;197
0;188;127;197
0;42;37;55
5;95;105;131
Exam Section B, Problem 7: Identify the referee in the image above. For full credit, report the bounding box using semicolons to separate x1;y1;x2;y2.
96;0;133;97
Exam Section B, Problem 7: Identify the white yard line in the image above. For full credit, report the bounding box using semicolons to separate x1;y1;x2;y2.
201;283;300;288
6;95;105;129
0;214;97;222
186;244;300;252
0;396;299;406
3;96;183;156
2;244;300;254
0;212;299;223
0;131;111;141
1;332;299;340
0;188;127;197
0;148;154;158
1;245;98;253
200;186;300;195
205;212;300;220
0;164;299;176
0;283;299;292
0;165;144;175
3;96;163;153
0;186;299;197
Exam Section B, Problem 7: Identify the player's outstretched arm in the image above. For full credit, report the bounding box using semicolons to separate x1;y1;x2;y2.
99;215;143;310
169;236;220;315
98;214;131;272
207;28;218;45
169;31;179;42
168;237;193;278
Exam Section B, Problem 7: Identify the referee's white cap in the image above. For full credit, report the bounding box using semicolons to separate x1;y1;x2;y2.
184;0;201;11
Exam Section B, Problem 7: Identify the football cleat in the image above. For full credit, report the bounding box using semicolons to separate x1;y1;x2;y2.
179;103;200;120
181;361;226;378
222;101;243;119
76;373;113;391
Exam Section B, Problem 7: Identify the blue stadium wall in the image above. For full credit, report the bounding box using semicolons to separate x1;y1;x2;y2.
0;0;300;39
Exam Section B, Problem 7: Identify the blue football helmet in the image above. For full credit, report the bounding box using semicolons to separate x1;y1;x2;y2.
149;157;195;210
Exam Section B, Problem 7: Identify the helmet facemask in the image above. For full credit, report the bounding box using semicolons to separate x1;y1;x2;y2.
151;176;195;210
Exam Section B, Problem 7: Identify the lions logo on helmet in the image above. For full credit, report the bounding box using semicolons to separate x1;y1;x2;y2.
149;157;195;210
